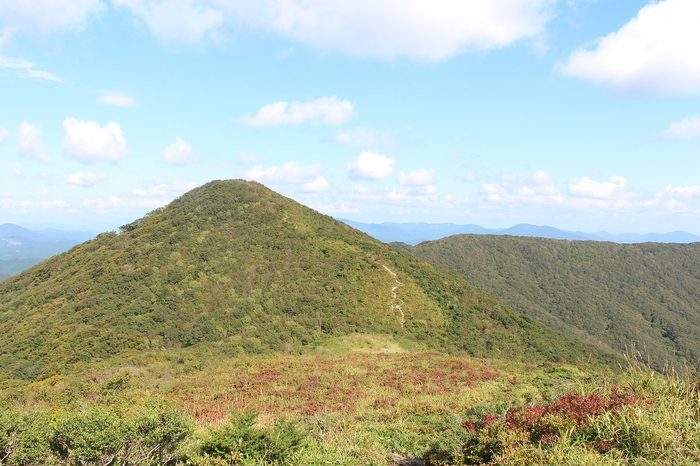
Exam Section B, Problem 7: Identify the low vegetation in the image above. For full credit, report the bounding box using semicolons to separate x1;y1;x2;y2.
0;344;698;465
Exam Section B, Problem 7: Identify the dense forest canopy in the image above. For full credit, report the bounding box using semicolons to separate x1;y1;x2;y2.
404;234;700;371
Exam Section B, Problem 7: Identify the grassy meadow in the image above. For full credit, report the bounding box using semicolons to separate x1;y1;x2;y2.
4;336;698;465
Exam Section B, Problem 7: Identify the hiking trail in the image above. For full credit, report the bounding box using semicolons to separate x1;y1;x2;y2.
382;265;405;327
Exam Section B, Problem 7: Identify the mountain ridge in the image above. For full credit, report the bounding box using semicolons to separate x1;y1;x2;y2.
339;219;700;245
403;234;700;371
0;180;618;383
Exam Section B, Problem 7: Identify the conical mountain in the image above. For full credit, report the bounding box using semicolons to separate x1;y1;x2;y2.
0;180;617;382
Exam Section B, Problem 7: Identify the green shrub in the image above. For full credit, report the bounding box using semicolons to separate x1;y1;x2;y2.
200;410;305;465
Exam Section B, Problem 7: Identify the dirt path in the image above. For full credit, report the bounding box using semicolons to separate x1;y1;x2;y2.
382;265;405;327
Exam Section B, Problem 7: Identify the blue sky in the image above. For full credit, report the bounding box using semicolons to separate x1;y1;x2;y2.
1;0;699;234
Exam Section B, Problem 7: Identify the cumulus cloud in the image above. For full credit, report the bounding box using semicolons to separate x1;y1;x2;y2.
231;0;554;61
346;151;395;180
2;1;553;61
481;171;563;204
66;171;107;187
663;116;700;140
300;176;330;192
112;0;224;43
163;136;193;164
560;0;700;95
646;185;700;213
18;121;49;162
0;0;103;33
98;92;136;107
568;175;632;200
245;162;324;184
398;168;434;186
334;128;400;152
242;97;354;127
658;185;700;199
63;117;127;162
0;127;8;144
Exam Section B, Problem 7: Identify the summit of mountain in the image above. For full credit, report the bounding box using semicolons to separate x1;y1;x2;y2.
0;180;616;383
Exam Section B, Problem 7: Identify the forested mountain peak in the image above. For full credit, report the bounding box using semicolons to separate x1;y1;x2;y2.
0;180;616;383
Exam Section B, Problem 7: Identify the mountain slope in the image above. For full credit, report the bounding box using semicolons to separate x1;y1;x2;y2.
404;234;700;370
0;181;616;383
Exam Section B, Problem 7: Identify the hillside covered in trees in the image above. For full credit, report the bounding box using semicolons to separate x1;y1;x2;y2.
0;180;617;385
401;235;700;371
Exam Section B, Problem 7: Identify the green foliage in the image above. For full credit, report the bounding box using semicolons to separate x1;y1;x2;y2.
0;402;192;465
406;234;700;371
0;180;611;384
200;410;305;464
454;367;700;465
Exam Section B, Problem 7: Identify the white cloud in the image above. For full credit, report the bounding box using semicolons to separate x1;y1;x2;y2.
84;196;122;211
245;162;324;184
0;127;8;144
231;0;554;61
24;68;64;83
398;168;434;186
89;1;553;60
18;121;49;162
163;136;193;164
347;185;382;202
648;185;700;213
346;151;395;180
112;0;224;43
0;55;64;83
0;0;103;33
132;184;167;196
300;176;330;192
334;128;400;152
560;0;700;95
98;92;136;107
241;97;354;127
481;171;564;205
41;199;69;209
311;203;360;214
132;181;197;197
663;116;700;140
63;117;127;162
66;171;107;187
568;175;631;200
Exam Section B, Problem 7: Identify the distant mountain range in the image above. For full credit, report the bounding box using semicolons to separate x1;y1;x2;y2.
338;220;700;245
0;224;96;281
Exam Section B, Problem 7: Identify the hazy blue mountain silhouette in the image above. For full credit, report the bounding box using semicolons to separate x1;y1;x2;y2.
338;220;700;245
